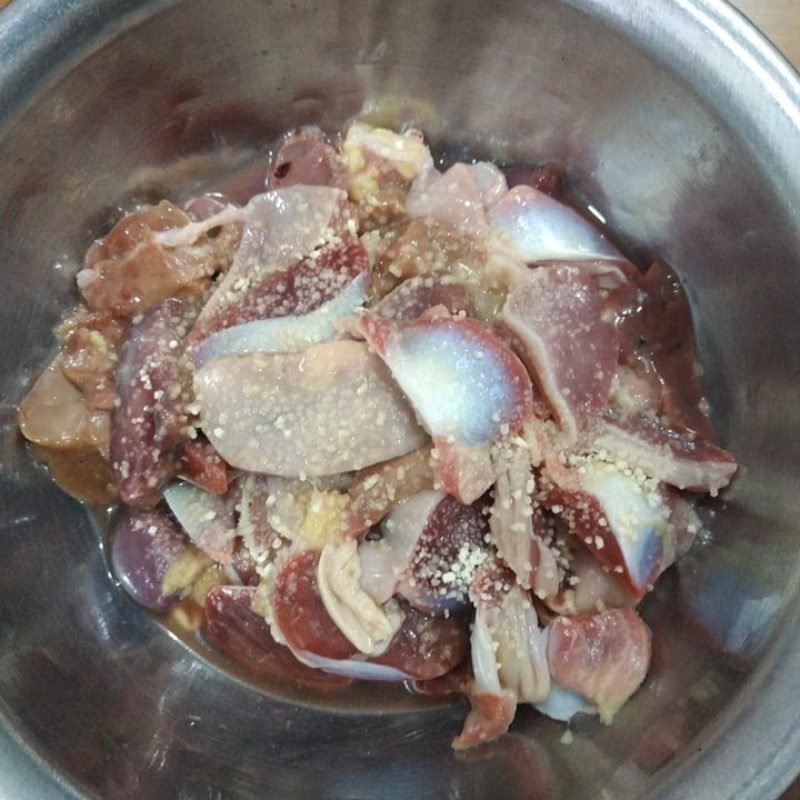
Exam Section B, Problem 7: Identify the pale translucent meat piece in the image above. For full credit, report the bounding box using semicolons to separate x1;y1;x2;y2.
194;340;427;477
542;454;706;598
193;185;348;334
163;480;237;564
454;563;551;749
194;270;368;363
361;313;534;502
545;607;651;722
501;265;617;446
406;163;492;233
470;162;509;209
189;236;368;350
360;313;535;441
470;574;550;704
406;161;508;232
489;185;621;263
477;589;550;704
317;538;405;655
489;437;559;596
358;490;444;605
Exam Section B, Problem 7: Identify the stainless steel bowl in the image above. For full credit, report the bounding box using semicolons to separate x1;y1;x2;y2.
1;1;799;798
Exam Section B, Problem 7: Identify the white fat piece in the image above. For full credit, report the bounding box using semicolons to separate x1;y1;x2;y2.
291;649;412;682
490;438;559;597
471;585;551;704
318;538;405;655
471;612;503;696
343;122;434;182
153;204;246;248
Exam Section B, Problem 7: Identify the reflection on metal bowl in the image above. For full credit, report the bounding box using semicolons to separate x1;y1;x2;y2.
0;1;799;798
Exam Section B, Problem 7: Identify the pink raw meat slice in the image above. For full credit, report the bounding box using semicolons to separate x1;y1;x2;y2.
268;126;344;189
501;265;617;447
545;607;651;722
594;414;737;495
358;490;489;613
361;314;534;503
189;235;367;350
191;185;351;340
371;276;476;321
194;340;428;477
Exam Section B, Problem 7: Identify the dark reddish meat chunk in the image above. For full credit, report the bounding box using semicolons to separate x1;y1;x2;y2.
373;606;471;680
272;551;358;660
403;495;490;612
111;511;188;610
502;162;564;197
80;202;229;317
57;309;123;410
205;585;349;690
110;298;192;507
345;446;434;538
179;439;229;495
613;261;715;439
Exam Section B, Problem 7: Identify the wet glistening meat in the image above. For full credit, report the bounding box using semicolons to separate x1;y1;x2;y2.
17;122;737;748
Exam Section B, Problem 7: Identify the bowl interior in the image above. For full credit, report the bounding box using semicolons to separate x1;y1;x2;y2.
0;1;799;798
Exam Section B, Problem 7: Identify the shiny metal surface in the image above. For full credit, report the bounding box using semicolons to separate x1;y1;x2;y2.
0;0;799;798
